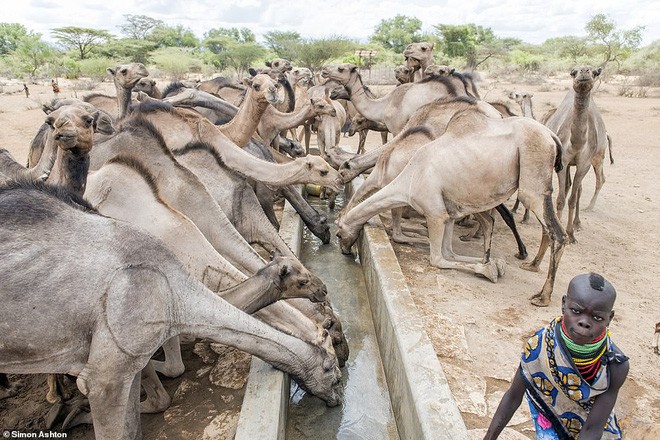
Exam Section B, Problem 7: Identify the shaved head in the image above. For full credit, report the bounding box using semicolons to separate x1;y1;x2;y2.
567;273;616;310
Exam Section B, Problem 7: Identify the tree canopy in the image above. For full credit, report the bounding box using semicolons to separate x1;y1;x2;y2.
51;26;113;60
370;15;425;53
119;15;163;40
0;23;30;55
585;14;644;68
149;24;199;48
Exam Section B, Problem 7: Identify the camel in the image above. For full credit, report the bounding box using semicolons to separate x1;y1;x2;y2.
394;65;415;84
0;179;343;439
83;63;149;120
342;96;528;260
346;113;389;154
543;65;611;242
424;65;455;78
509;91;535;119
321;63;471;135
288;66;316;151
337;108;566;306
262;60;296;114
403;42;435;82
133;78;162;99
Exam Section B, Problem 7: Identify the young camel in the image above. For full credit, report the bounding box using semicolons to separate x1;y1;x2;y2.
394;65;415;84
544;66;611;242
337;108;566;307
83;63;149;120
0;180;343;439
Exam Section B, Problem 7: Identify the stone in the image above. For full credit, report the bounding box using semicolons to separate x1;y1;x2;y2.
202;410;240;440
443;363;487;417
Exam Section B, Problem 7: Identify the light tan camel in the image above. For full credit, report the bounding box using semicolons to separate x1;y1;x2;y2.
83;63;149;120
424;65;455;77
509;91;535;119
197;76;246;107
133;78;162;99
544;65;611;242
337;108;566;307
346;112;389;154
0;180;343;439
403;42;435;82
321;63;471;135
288;66;315;150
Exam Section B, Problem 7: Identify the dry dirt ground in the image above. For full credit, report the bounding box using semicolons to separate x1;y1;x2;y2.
0;75;659;439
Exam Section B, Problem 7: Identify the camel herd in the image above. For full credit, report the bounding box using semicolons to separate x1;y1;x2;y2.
0;40;614;438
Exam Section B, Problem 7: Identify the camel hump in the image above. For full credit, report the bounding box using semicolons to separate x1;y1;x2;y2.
105;266;171;357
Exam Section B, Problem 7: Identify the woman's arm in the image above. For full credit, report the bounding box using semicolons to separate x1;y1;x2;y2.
484;366;526;440
579;360;629;440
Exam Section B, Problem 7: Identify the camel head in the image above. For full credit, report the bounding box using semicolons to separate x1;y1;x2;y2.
265;256;328;302
508;91;533;104
133;78;157;95
403;42;434;69
307;85;337;117
320;64;358;85
424;64;455;77
265;58;293;73
45;105;114;153
347;114;369;136
244;72;280;105
393;65;414;84
107;63;149;90
290;67;314;87
298;155;343;193
335;215;358;255
570;65;602;93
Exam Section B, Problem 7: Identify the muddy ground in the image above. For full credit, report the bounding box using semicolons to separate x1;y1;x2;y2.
0;74;658;439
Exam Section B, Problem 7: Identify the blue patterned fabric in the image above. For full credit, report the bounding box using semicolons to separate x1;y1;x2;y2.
519;318;623;439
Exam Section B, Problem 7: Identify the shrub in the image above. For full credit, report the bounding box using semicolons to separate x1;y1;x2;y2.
77;57;116;81
150;47;203;79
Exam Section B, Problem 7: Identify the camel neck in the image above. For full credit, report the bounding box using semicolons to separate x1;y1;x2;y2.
219;270;281;315
346;73;386;124
221;90;269;148
48;147;90;196
266;101;315;131
522;99;535;119
116;86;133;119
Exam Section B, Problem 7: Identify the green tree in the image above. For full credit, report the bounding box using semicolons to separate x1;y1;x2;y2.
51;26;113;60
434;24;509;69
223;42;266;78
13;34;54;76
294;37;355;71
0;23;30;55
263;31;302;60
151;47;203;79
96;38;157;64
542;36;589;63
585;14;645;68
119;14;163;40
205;27;255;44
149;24;199;48
370;15;424;53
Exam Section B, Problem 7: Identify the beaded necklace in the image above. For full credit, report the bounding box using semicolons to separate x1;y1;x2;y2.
559;318;609;383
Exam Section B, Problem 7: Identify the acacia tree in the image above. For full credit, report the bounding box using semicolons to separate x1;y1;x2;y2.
370;15;424;53
51;26;113;60
585;14;644;69
149;24;199;48
119;14;163;40
434;24;514;69
263;31;302;61
294;37;355;71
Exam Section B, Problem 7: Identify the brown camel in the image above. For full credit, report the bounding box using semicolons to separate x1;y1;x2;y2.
321;63;471;135
197;76;246;106
424;65;455;78
133;78;162;99
0;180;343;439
403;42;435;82
544;65;611;242
337;108;566;307
394;65;415;84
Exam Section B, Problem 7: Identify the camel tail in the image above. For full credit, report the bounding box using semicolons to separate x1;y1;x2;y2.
607;133;614;165
551;133;563;173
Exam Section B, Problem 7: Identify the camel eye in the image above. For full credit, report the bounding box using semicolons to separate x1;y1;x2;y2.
83;116;94;127
298;279;309;287
320;170;328;177
253;84;261;91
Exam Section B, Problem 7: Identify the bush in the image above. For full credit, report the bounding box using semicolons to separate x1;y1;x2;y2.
77;57;116;81
150;47;203;79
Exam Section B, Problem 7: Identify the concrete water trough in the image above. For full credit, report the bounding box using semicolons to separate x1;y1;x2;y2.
235;185;468;440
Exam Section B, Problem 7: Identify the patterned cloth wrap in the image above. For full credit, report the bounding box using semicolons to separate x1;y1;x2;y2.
520;317;623;440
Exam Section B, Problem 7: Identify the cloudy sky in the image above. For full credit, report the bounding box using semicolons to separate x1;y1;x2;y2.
5;0;659;46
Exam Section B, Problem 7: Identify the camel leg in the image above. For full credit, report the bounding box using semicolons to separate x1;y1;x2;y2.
495;204;528;260
521;208;530;224
344;171;383;213
529;195;566;307
77;359;143;440
357;130;367;154
428;216;499;283
380;131;388;145
555;166;568;219
151;336;185;378
574;185;583;232
391;207;427;245
512;197;521;213
565;165;590;243
304;125;311;154
585;156;605;211
140;361;172;414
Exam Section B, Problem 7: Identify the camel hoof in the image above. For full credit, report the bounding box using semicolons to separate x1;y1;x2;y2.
520;261;540;273
529;294;551;307
459;234;473;242
45;402;65;429
140;393;172;414
475;262;499;283
495;259;506;277
515;250;528;260
568;234;578;244
62;403;92;430
574;222;582;232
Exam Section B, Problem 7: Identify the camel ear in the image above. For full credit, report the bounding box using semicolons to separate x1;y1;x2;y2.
93;111;115;135
570;68;578;78
107;67;116;76
279;264;290;278
430;42;435;50
594;67;603;77
265;60;272;68
450;68;456;74
45;115;55;127
349;65;358;73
